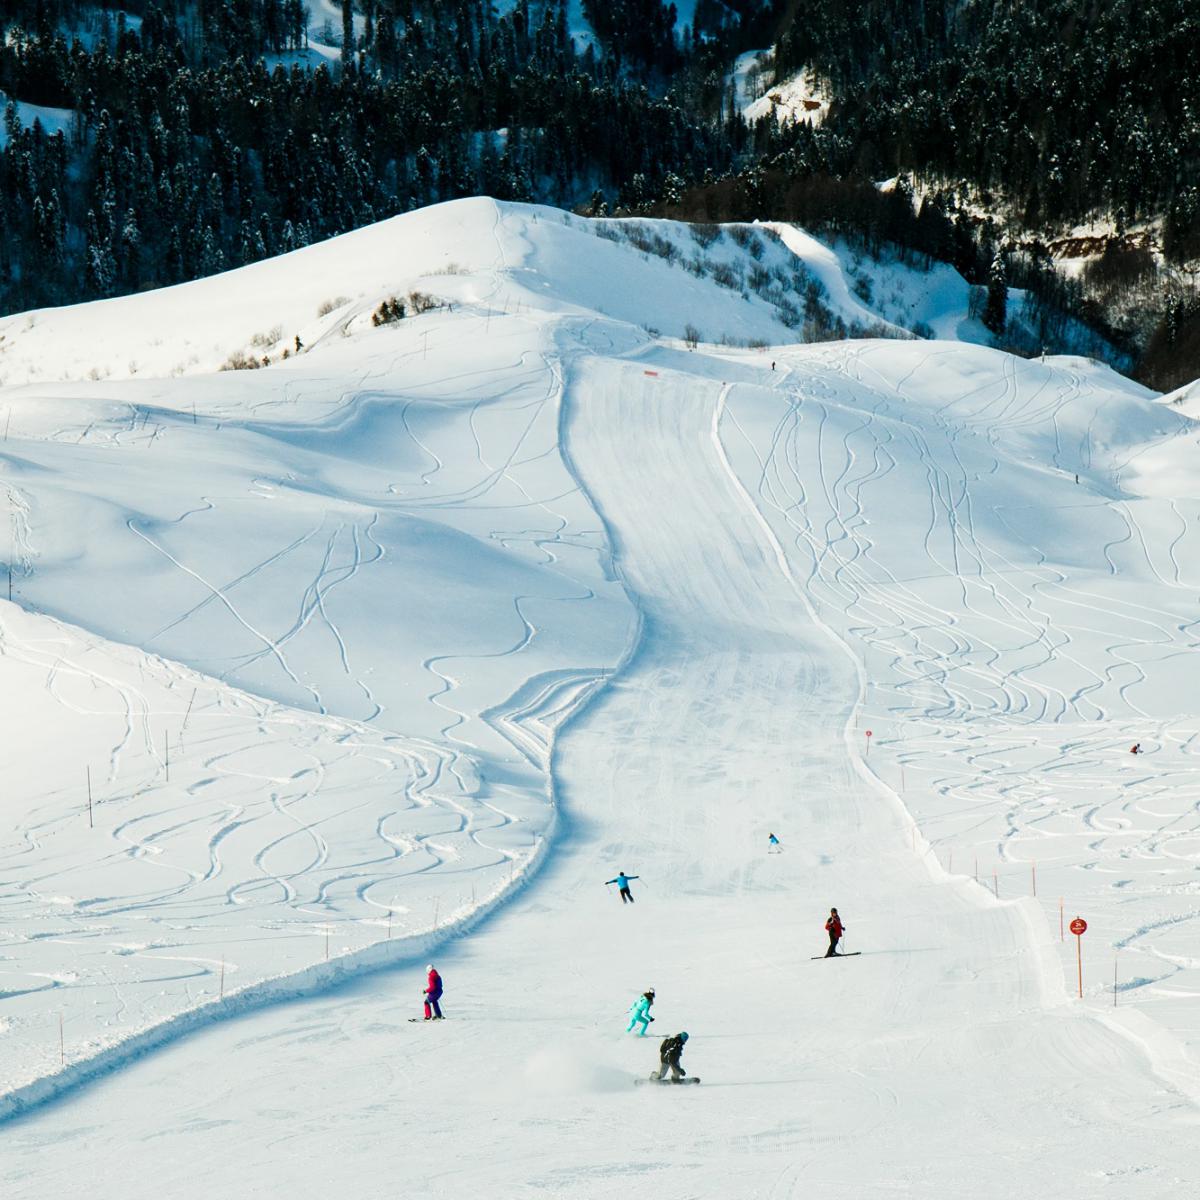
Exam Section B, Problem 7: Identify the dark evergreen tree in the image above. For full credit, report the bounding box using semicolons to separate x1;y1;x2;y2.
983;249;1007;336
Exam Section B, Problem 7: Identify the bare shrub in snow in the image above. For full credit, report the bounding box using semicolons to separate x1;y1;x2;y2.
776;300;801;329
689;223;720;248
684;323;701;349
748;264;773;294
798;273;825;300
728;225;753;248
1081;243;1157;303
912;320;934;340
595;224;624;244
710;262;742;290
407;291;441;315
625;224;677;263
318;296;351;317
804;307;848;343
372;297;406;326
850;319;909;340
687;256;707;277
220;350;264;371
249;326;282;349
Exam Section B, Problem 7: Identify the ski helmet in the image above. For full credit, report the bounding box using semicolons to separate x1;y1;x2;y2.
679;1031;689;1041
426;964;435;972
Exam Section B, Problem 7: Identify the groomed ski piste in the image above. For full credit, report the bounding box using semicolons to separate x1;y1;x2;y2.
2;198;1199;1196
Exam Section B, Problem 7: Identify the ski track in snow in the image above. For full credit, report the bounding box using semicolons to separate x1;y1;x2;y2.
1;199;1199;1194
0;222;636;1110
716;337;1200;1044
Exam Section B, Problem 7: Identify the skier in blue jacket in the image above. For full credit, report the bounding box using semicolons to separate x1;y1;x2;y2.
606;871;639;903
626;988;655;1035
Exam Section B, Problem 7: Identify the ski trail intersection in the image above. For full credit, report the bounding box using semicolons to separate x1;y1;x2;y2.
1;199;1199;1196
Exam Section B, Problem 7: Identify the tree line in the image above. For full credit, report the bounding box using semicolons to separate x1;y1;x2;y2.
0;0;1195;386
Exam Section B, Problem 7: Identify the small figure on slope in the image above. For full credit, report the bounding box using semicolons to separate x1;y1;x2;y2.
825;907;845;957
606;871;640;904
768;832;781;853
627;988;656;1035
423;963;444;1020
1131;743;1142;754
652;1032;690;1082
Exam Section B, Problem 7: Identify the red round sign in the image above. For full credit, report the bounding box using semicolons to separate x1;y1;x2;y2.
865;730;873;737
1070;918;1087;936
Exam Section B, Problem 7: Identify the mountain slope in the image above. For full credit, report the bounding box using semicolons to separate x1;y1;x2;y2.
1;199;1199;1195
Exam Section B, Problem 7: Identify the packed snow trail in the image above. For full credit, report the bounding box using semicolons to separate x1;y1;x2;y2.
3;356;1192;1198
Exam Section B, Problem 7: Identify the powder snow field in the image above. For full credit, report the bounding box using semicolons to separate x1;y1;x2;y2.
2;198;1200;1195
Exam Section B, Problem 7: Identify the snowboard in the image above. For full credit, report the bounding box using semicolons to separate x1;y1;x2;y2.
811;951;862;960
636;1075;700;1086
409;1017;448;1022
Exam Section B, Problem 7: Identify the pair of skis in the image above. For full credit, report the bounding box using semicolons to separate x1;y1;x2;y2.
810;951;861;960
636;1075;700;1086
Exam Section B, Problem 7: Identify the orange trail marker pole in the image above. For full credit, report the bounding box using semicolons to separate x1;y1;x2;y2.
1070;917;1087;998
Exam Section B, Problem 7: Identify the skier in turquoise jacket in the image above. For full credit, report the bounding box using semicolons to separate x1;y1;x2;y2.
626;988;655;1035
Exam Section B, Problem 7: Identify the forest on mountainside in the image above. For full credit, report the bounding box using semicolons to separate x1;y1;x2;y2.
0;0;1195;386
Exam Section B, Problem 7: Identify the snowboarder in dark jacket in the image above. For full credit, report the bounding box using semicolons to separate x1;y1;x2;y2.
606;872;639;903
653;1032;689;1081
825;908;845;957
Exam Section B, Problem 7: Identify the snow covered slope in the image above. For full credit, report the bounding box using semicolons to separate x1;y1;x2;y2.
2;199;1200;1196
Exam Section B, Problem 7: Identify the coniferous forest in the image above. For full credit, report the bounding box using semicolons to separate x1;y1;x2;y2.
0;0;1196;386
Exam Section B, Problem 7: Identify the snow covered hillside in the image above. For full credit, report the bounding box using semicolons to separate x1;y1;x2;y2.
2;198;1200;1196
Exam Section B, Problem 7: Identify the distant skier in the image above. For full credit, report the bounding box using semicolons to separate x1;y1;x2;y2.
627;988;656;1035
423;964;444;1020
606;871;639;904
824;907;845;957
768;832;781;853
653;1032;689;1082
1130;743;1142;754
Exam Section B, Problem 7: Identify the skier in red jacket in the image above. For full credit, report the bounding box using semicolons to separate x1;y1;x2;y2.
824;908;845;957
423;964;444;1020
